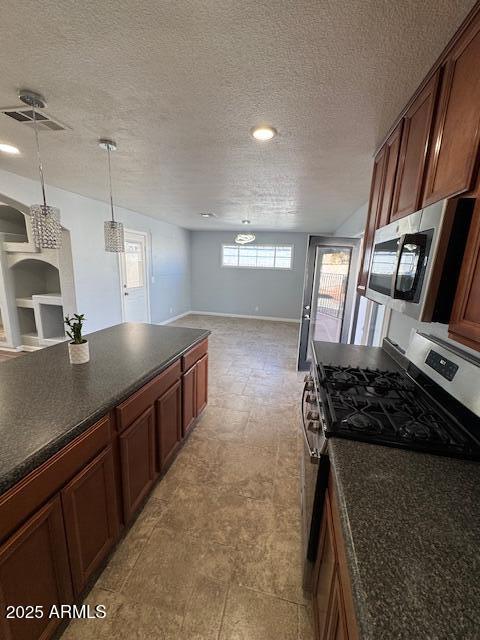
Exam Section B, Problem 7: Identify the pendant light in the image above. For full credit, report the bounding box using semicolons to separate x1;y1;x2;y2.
99;139;124;252
19;90;62;249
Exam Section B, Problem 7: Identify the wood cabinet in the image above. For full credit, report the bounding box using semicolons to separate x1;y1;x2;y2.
313;483;358;640
377;122;403;227
449;199;480;349
424;16;480;204
156;380;182;470
119;406;156;523
61;446;118;596
195;354;208;417
0;496;73;640
357;148;386;291
182;353;208;437
391;72;440;220
182;364;196;436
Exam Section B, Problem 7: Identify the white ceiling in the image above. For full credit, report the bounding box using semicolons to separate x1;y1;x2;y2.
0;0;475;232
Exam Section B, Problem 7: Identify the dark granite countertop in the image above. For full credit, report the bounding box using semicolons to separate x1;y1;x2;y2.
0;323;209;496
312;340;480;638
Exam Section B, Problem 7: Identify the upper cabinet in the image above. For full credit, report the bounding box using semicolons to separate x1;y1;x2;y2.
391;72;440;220
377;122;403;227
423;17;480;204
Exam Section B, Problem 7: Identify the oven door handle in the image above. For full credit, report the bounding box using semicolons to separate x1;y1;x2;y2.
301;383;326;463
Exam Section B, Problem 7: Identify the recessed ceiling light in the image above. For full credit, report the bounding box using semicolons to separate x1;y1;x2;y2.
200;212;215;218
251;125;277;141
0;143;20;155
242;219;251;224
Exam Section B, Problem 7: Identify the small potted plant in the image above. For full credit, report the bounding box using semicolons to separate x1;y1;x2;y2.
64;313;89;364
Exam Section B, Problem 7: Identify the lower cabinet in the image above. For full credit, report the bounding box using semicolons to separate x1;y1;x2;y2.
156;380;182;470
313;486;358;640
0;496;73;640
119;406;156;523
61;446;118;596
182;353;209;437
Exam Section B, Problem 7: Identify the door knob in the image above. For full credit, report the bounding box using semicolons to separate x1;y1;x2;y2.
304;314;310;320
124;292;129;296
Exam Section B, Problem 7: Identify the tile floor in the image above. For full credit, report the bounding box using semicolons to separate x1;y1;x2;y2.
62;315;314;640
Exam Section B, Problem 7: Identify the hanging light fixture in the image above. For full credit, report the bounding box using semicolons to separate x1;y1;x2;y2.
19;90;62;249
235;233;256;244
99;139;124;252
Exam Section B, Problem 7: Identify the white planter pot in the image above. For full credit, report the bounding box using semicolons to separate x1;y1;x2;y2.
68;340;90;365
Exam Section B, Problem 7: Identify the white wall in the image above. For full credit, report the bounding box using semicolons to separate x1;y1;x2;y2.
0;169;191;331
334;202;368;238
190;231;308;320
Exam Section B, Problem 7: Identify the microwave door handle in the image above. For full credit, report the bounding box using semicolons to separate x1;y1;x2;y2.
391;233;406;296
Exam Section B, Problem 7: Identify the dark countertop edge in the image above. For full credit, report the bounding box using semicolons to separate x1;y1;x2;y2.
328;441;374;639
0;329;210;497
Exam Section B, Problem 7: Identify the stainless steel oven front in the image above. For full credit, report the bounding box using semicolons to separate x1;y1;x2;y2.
366;199;457;321
300;358;329;592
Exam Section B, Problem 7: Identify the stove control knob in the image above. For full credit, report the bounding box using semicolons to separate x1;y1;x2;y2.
307;420;320;433
304;381;314;392
306;411;319;421
304;374;313;383
305;394;317;405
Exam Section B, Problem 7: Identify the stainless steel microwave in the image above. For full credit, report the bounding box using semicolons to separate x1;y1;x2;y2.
366;198;473;322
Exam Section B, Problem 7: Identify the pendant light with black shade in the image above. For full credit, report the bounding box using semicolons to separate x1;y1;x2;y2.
99;138;124;252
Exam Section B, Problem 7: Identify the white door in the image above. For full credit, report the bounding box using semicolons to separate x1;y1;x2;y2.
119;230;150;323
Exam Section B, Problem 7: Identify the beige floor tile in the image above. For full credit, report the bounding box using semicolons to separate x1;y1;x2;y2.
215;441;276;500
122;526;235;615
181;576;228;639
160;483;275;548
298;604;315;639
61;587;121;639
96;497;167;591
219;584;298;640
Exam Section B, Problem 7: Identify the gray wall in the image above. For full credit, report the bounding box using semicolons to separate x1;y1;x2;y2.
191;231;308;320
0;169;191;332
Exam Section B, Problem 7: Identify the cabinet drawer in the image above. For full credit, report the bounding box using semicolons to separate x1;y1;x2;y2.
116;360;181;432
182;339;208;372
0;415;112;544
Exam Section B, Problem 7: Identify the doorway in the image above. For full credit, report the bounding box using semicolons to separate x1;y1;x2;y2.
119;230;151;323
297;236;360;370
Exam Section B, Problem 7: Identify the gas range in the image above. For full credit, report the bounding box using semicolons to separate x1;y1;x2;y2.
308;333;480;460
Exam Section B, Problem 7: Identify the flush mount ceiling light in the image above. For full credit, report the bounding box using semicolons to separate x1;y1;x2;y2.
251;125;277;141
199;212;216;218
235;233;256;245
0;143;20;155
19;89;62;249
242;219;251;225
99;138;125;253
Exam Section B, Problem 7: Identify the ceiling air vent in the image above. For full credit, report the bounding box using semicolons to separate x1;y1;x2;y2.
0;106;69;131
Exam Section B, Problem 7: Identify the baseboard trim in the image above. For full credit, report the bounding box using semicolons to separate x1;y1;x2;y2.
190;310;301;323
157;310;192;325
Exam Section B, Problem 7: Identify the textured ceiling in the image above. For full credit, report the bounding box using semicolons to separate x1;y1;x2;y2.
0;0;475;232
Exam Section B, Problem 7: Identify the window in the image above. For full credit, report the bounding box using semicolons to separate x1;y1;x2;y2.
124;240;145;288
222;244;293;269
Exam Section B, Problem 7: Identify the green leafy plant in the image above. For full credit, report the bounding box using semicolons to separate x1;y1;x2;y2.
64;314;86;344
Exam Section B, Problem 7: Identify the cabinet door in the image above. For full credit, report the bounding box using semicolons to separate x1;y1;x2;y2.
61;446;118;596
357;148;386;290
195;354;208;417
377;122;403;227
312;495;336;640
119;406;156;523
156;380;182;471
424;18;480;203
391;72;440;220
324;573;349;640
0;496;73;640
182;365;196;437
449;199;480;351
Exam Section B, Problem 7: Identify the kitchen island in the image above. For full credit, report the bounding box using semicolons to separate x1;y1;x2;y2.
0;322;209;640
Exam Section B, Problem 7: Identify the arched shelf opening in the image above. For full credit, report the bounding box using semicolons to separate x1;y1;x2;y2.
0;205;28;243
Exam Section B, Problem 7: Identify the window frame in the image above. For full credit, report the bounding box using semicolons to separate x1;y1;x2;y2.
220;243;294;271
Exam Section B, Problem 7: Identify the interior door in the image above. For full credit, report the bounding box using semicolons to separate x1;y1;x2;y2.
119;230;150;323
298;236;360;370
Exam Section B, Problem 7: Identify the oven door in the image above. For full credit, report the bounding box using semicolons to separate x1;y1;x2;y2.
300;371;329;592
